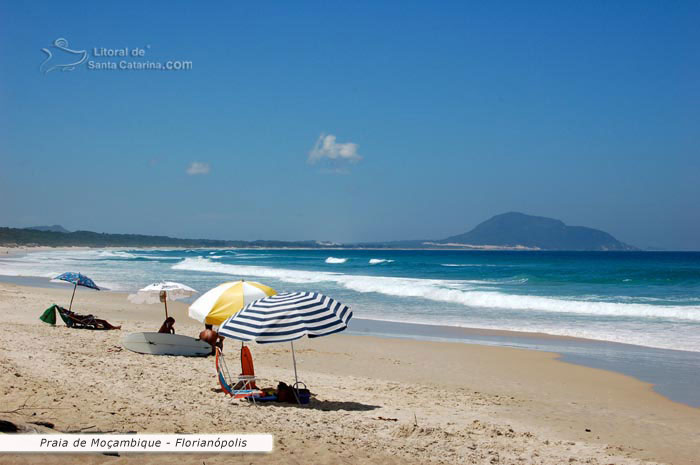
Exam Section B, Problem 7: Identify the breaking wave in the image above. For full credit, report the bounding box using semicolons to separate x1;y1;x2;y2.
325;257;348;264
172;257;700;322
97;251;137;259
369;258;395;265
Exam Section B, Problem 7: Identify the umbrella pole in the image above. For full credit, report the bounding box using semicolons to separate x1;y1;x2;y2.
291;341;299;386
164;299;169;319
291;341;301;404
69;282;77;311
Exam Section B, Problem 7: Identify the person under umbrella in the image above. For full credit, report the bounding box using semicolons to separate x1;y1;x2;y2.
189;280;276;352
46;272;119;330
128;281;198;333
188;280;276;326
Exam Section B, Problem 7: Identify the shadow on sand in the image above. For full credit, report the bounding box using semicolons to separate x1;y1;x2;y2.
254;398;380;411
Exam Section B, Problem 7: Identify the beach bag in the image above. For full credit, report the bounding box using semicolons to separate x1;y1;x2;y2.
276;382;311;404
296;387;311;404
276;382;296;403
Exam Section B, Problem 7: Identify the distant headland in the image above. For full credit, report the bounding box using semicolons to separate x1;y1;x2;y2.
0;212;635;251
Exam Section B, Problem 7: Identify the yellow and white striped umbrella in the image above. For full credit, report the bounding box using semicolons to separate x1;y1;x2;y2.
188;280;276;326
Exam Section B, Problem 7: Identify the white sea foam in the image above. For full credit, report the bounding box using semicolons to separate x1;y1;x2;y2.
94;250;138;259
234;254;272;259
369;258;395;265
172;257;700;322
325;257;348;264
132;255;181;261
0;265;57;278
95;250;177;261
173;257;337;284
498;277;529;284
0;250;144;291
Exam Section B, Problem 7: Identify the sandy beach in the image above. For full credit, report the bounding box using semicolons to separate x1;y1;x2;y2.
0;281;698;465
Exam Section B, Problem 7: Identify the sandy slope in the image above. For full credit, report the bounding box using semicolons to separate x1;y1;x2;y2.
0;282;698;464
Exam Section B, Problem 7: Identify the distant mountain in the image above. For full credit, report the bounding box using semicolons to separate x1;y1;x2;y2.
439;212;635;251
26;225;71;233
1;213;635;251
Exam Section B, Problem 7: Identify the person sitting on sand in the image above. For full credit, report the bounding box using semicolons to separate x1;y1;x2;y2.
158;317;175;334
199;324;224;355
199;327;218;354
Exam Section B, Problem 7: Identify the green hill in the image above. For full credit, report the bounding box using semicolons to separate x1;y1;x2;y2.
0;227;321;249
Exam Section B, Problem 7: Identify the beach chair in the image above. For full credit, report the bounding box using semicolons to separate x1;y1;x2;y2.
215;347;261;401
240;345;257;389
57;306;121;330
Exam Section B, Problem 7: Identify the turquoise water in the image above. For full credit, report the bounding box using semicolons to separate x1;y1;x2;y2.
1;249;699;352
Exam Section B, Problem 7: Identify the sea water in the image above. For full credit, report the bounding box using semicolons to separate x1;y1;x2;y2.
2;249;698;352
2;248;699;405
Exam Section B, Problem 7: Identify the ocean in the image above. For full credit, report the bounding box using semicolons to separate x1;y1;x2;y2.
2;248;699;352
2;248;700;405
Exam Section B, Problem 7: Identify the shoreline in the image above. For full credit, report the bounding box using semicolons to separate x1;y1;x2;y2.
0;272;598;342
1;281;699;464
2;274;699;408
349;317;700;408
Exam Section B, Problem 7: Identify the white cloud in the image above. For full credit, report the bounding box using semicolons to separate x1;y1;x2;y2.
186;162;210;175
308;134;361;164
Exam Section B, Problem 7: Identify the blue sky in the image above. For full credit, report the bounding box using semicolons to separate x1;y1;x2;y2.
1;1;698;249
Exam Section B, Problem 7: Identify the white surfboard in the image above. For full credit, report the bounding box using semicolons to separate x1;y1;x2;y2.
122;332;212;357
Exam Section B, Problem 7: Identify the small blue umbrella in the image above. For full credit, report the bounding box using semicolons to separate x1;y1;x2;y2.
54;272;100;311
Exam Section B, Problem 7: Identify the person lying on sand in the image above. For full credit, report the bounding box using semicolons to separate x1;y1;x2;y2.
158;317;175;334
55;306;121;330
93;317;121;330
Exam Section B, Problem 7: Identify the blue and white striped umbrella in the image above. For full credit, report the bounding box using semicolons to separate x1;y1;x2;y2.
218;292;352;398
218;292;352;344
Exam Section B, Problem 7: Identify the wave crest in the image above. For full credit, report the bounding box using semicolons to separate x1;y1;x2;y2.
369;258;395;265
171;258;700;322
97;251;136;259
